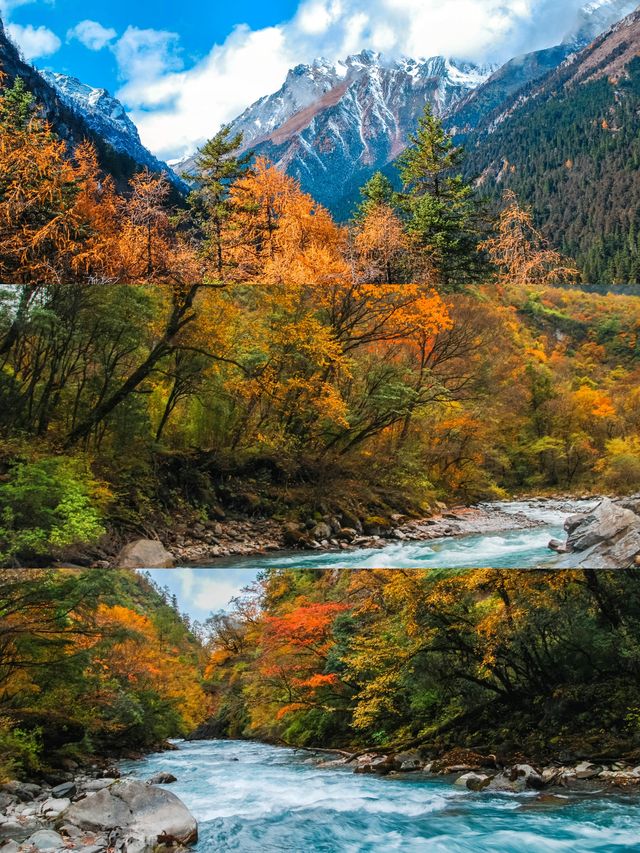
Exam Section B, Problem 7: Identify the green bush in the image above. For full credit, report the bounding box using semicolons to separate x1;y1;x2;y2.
0;717;41;781
598;438;640;494
0;456;109;563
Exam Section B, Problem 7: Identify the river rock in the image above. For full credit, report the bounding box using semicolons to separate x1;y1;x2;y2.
574;761;603;780
487;764;543;792
24;829;65;851
353;754;393;775
392;751;423;772
50;782;76;800
39;797;70;819
556;497;640;568
61;779;196;851
282;523;305;547
1;782;40;802
455;772;492;791
311;522;332;542
117;539;175;569
146;772;177;785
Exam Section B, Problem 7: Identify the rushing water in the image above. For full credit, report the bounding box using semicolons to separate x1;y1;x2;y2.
121;740;640;852
201;499;597;570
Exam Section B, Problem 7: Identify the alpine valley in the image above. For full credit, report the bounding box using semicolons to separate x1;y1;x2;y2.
2;0;639;275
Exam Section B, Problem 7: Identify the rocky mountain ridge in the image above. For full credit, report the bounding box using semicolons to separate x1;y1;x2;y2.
174;0;638;217
0;17;181;190
40;70;181;184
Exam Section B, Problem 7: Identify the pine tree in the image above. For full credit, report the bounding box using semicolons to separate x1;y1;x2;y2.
354;171;395;219
398;105;485;290
186;126;252;280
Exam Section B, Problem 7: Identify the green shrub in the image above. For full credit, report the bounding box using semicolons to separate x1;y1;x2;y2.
0;456;109;563
597;438;640;494
0;717;41;781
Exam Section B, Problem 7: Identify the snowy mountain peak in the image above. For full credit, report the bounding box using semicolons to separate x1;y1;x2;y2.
569;0;639;42
40;70;182;186
224;52;496;158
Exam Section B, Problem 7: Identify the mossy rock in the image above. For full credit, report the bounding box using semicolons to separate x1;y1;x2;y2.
363;516;391;535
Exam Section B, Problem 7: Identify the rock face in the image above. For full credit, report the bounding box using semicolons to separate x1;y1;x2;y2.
62;779;197;851
555;496;640;568
174;2;632;219
117;539;175;569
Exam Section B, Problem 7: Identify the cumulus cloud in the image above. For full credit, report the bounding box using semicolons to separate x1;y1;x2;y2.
7;22;60;59
67;19;117;51
109;0;595;162
120;24;293;160
168;569;258;619
0;0;35;15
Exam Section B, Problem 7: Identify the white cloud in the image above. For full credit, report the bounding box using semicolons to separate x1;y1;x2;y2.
171;569;258;617
67;19;117;51
7;22;60;59
108;0;594;161
112;26;183;86
119;23;294;161
0;0;35;15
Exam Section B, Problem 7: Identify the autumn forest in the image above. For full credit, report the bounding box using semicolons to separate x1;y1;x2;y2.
1;61;640;797
1;78;640;567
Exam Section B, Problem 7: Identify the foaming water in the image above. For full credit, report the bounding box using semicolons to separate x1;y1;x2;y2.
120;740;640;852
200;499;596;569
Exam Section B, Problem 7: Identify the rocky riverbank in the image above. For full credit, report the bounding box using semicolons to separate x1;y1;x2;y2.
0;770;197;853
308;746;640;794
551;495;640;568
112;504;548;568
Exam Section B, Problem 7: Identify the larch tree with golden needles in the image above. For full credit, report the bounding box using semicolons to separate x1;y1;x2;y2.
483;190;579;286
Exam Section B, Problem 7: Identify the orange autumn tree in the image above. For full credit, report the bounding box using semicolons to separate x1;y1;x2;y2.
483;190;579;286
88;604;208;736
218;159;452;455
246;599;349;735
0;80;121;284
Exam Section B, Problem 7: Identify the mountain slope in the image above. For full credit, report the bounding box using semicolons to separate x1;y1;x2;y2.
0;19;180;191
464;7;640;283
176;0;637;219
181;51;494;217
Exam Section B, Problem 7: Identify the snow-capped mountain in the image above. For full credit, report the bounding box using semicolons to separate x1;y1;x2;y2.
40;71;182;187
228;51;493;154
176;0;638;217
570;0;640;42
180;50;495;216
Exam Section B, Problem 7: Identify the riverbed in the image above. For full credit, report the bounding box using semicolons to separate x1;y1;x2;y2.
199;499;597;569
120;740;640;852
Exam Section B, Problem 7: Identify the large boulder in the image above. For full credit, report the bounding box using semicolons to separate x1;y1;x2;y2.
117;539;175;569
556;497;640;568
146;772;177;785
61;779;196;851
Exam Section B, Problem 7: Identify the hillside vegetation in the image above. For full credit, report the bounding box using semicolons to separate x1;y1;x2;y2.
0;569;206;780
1;77;640;565
187;568;640;763
465;45;640;283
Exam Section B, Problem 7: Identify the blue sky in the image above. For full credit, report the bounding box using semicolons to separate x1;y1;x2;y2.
4;1;299;91
1;0;603;161
145;568;260;623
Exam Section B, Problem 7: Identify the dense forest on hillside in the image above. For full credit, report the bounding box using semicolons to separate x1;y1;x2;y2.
0;568;206;780
465;58;640;284
1;76;640;566
200;567;640;760
2;567;640;778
